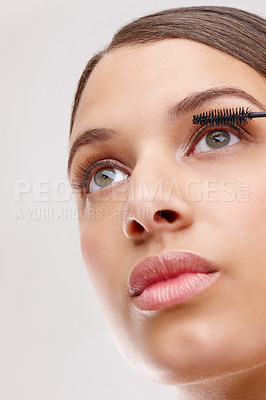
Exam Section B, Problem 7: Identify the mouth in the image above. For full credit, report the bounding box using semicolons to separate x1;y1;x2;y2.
127;250;221;311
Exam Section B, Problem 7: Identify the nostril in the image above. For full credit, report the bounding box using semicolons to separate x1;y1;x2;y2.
154;210;178;223
129;219;145;235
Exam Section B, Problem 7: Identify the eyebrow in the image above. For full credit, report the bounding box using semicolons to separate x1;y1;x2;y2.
68;128;114;177
166;86;266;121
68;86;266;177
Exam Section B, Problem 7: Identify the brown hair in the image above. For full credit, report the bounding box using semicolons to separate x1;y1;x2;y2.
69;6;266;135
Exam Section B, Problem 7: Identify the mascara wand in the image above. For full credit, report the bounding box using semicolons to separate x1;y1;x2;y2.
193;107;266;126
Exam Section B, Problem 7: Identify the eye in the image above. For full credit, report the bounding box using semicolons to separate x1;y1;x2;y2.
89;166;128;193
192;129;241;155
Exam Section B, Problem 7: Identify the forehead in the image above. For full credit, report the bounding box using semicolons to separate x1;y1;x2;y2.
71;39;266;140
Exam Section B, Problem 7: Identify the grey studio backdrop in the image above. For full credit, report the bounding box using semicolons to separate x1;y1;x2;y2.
1;1;265;399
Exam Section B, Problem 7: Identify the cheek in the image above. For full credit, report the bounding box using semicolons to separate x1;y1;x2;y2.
225;173;266;251
196;152;266;260
80;216;115;286
79;209;136;355
248;178;266;226
79;203;129;310
199;168;266;278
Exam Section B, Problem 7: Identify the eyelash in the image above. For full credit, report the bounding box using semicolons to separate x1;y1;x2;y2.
72;121;250;194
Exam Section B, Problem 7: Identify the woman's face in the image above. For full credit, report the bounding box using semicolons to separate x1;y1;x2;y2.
69;39;266;384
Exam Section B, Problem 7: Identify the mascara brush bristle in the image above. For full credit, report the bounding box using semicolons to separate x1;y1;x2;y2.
193;107;251;126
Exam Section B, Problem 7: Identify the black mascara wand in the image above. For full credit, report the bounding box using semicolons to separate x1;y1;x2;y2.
193;107;266;126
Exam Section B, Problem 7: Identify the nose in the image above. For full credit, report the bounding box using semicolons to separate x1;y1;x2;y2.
122;160;194;242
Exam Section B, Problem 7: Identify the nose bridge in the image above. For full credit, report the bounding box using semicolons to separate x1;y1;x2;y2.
122;150;194;239
129;162;165;205
130;148;176;196
127;148;189;205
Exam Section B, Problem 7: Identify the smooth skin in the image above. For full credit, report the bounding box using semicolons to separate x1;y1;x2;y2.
69;39;266;399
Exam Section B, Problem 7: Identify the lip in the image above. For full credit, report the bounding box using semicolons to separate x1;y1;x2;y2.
127;250;221;311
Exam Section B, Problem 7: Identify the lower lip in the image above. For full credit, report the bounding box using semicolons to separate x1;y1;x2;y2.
132;272;221;311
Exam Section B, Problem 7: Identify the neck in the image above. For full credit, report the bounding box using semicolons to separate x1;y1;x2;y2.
173;362;266;400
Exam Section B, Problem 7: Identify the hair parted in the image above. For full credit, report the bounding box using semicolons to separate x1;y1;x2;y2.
70;6;266;135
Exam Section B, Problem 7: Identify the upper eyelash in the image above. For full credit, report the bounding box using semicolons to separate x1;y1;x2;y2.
71;156;124;193
72;120;251;194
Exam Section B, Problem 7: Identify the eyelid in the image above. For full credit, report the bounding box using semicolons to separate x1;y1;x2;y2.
184;122;251;155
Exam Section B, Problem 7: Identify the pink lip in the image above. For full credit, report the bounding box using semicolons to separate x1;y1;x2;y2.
127;251;221;311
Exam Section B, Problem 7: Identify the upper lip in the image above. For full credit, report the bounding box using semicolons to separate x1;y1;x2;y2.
127;250;220;297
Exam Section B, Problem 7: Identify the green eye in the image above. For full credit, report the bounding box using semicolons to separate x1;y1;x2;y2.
194;129;240;154
205;131;230;149
89;166;128;192
94;167;115;187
